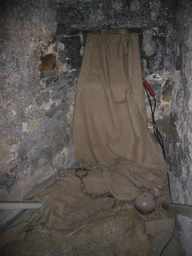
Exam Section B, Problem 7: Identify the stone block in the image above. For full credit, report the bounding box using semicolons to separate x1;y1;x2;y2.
59;36;82;69
45;76;60;88
36;96;43;107
51;86;67;101
40;92;50;103
27;119;39;133
0;133;10;169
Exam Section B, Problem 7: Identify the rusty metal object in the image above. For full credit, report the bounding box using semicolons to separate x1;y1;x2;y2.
75;168;114;199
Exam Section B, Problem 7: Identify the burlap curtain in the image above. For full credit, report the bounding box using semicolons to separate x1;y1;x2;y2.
73;29;166;172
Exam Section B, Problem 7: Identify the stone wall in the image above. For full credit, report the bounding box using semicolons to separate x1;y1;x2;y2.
166;1;192;255
0;0;70;225
0;0;179;237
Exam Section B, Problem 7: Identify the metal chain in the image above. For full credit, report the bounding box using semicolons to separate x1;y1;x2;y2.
75;168;114;199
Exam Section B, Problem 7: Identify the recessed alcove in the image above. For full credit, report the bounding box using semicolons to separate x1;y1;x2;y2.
0;0;192;255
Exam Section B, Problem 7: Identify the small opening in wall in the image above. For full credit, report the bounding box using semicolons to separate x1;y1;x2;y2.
40;54;57;70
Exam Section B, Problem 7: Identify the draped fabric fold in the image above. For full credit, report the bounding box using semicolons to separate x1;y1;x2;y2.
73;29;166;173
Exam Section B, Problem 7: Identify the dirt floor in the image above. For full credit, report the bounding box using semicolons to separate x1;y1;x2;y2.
0;201;186;256
0;201;154;256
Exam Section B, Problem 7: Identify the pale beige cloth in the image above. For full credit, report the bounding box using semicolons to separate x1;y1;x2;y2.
73;29;167;172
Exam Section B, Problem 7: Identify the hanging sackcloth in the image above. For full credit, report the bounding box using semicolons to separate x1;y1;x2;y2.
73;29;166;172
